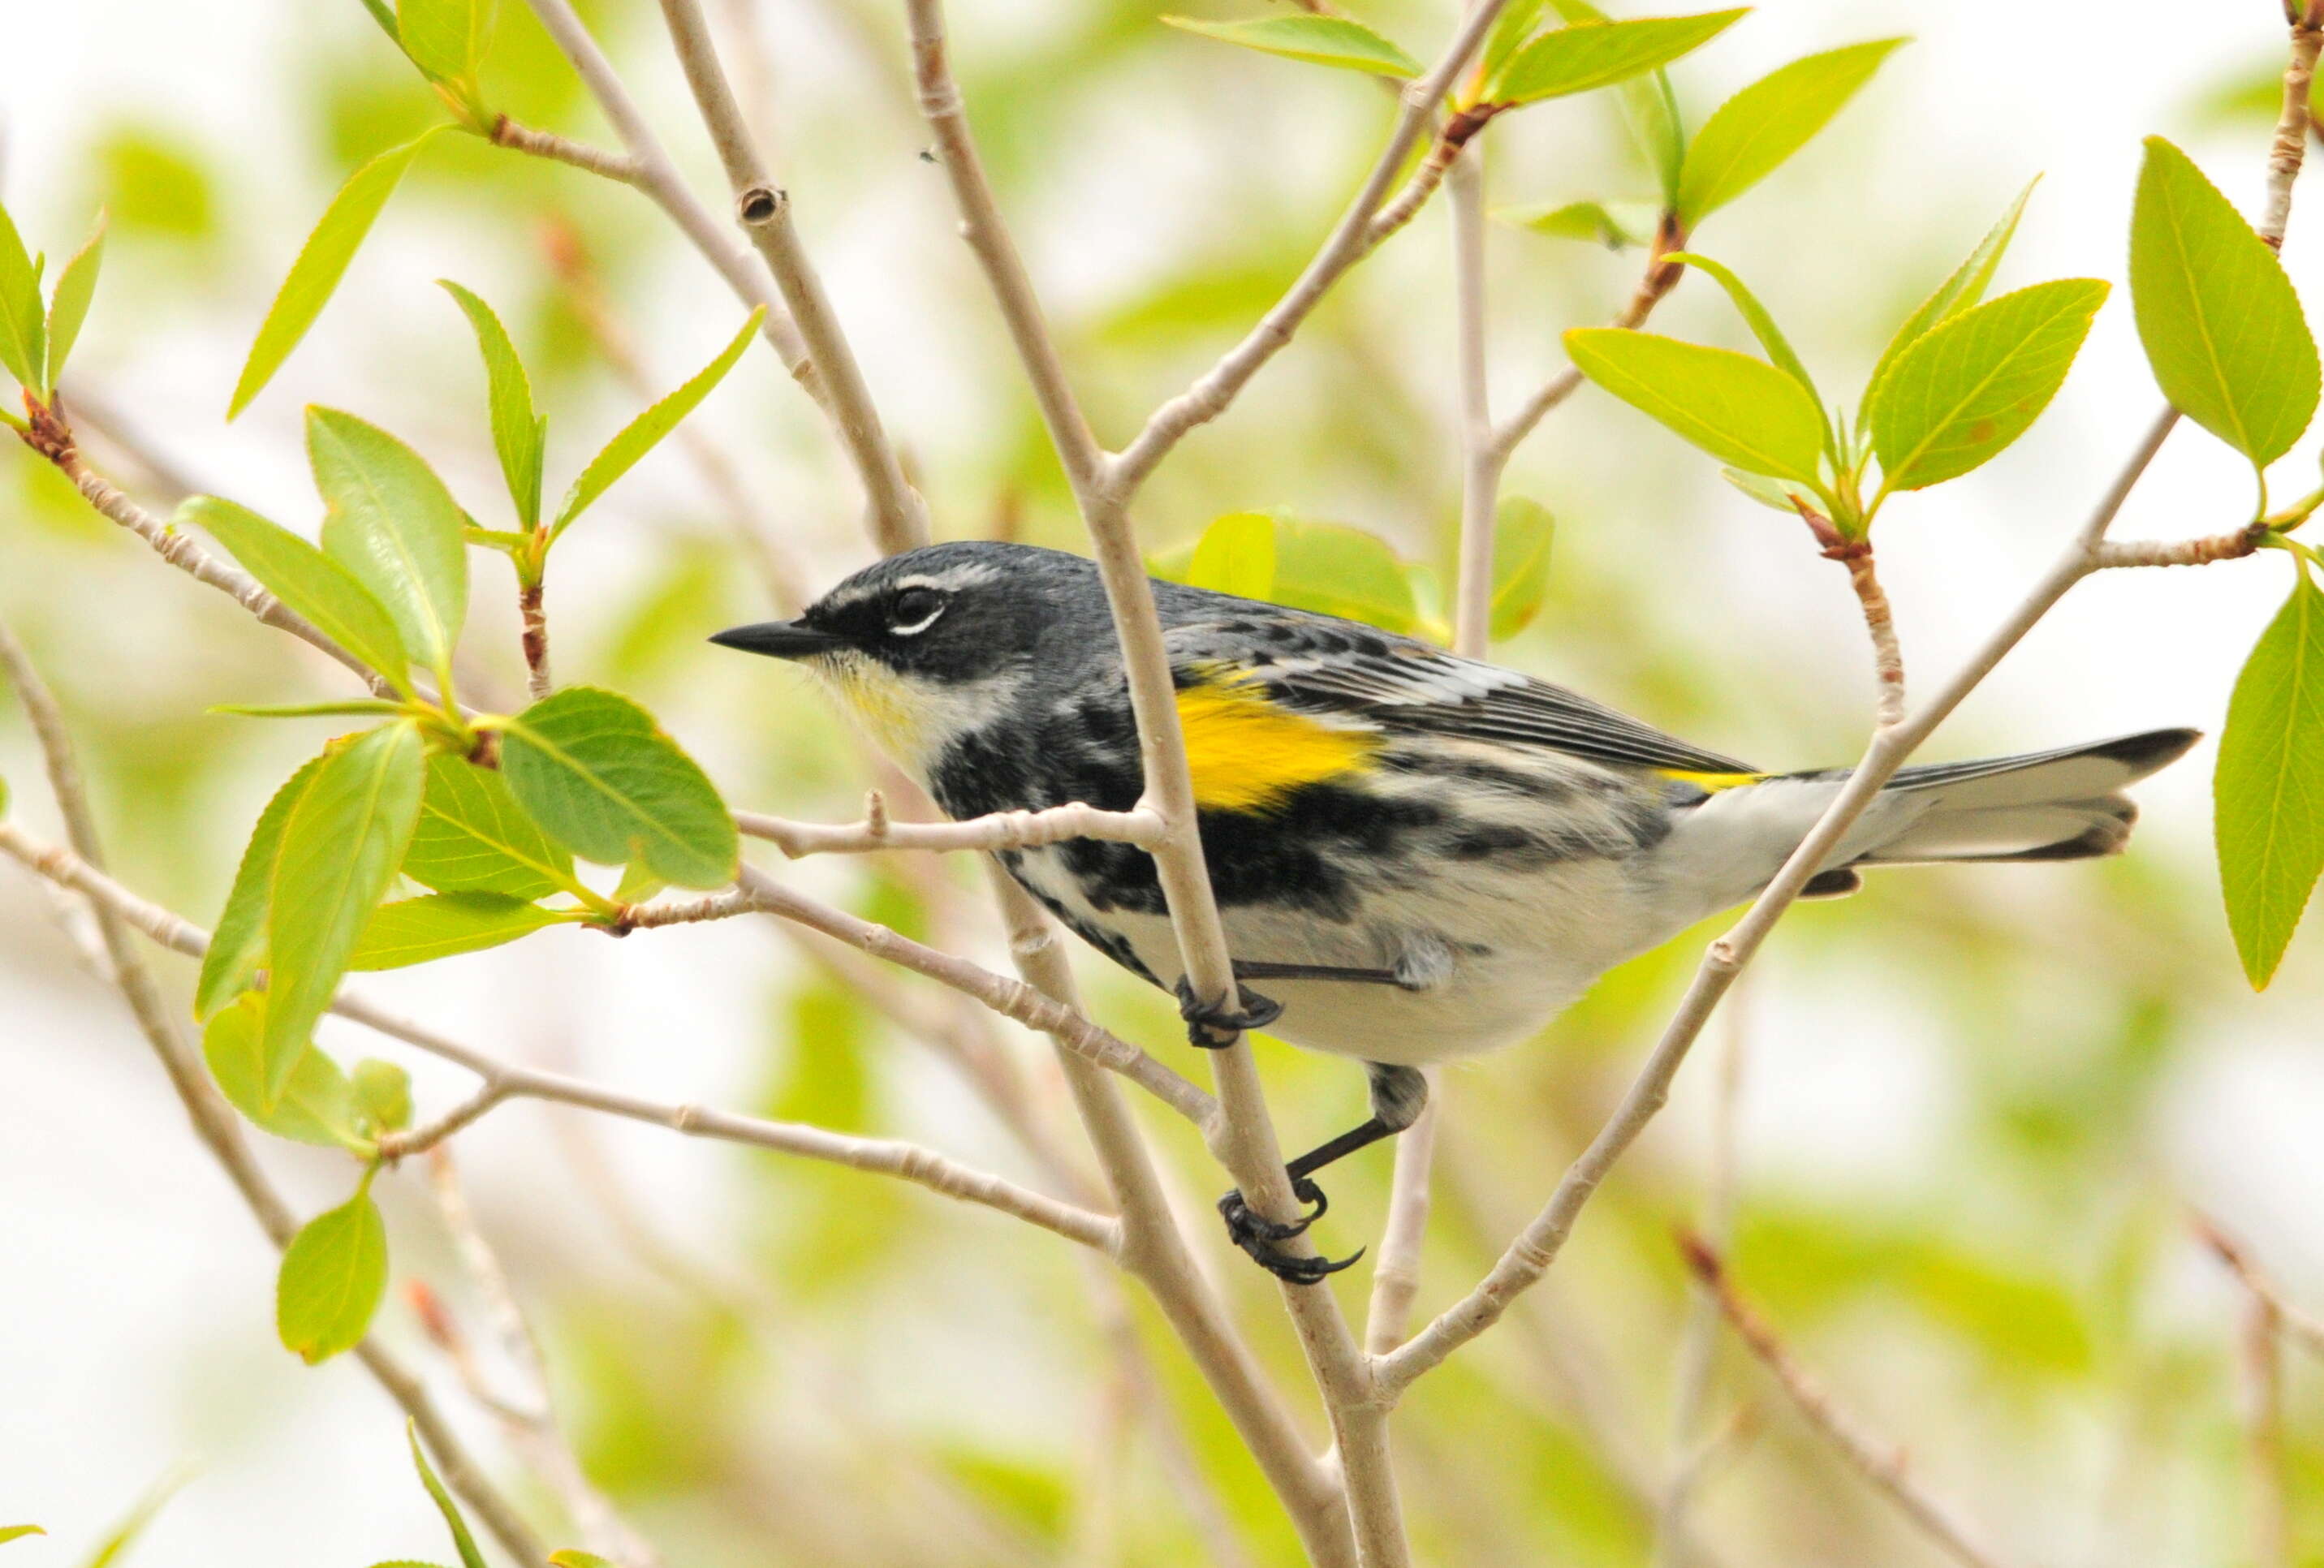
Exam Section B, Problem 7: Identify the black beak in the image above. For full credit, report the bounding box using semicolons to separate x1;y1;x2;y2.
709;620;850;660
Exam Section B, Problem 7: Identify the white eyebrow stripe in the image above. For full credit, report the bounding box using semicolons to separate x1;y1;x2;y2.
895;562;1003;592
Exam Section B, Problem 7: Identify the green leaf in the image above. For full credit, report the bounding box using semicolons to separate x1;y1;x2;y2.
1270;518;1417;633
611;860;666;905
0;1527;44;1545
261;722;426;1106
1479;0;1550;88
549;1555;617;1568
2130;136;2319;468
276;1181;389;1364
1158;15;1421;78
1496;199;1658;248
2217;569;2324;988
229;127;450;420
1489;497;1555;641
356;0;403;45
1184;510;1278;601
350;891;568;969
308;407;470;685
1548;0;1686;200
1491;11;1744;106
213;700;410;720
1675;38;1905;226
1720;466;1812;513
203;993;369;1150
42;211;106;393
439;282;545;530
500;687;739;889
1662;251;1822;415
1564;327;1826;484
1866;177;2037;403
553;308;765;536
180;496;413;693
196;754;328;1019
80;1471;187;1568
407;1424;489;1568
0;200;47;392
1867;278;2107;493
351;1058;414;1135
397;0;496;86
406;752;576;898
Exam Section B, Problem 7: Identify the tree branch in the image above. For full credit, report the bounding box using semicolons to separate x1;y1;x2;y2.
489;115;645;184
1375;399;2189;1402
421;1152;666;1567
1488;234;1683;464
736;799;1165;856
652;0;930;554
24;433;386;694
0;622;551;1568
1675;1236;2021;1568
1110;10;1516;491
984;872;1357;1568
2198;1216;2324;1363
1653;989;1749;1568
902;8;1423;1559
0;825;1119;1251
732;865;1217;1125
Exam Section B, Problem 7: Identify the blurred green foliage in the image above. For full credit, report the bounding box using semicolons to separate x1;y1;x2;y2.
2;2;2321;1564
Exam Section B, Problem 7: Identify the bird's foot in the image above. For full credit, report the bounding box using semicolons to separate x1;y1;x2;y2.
1174;977;1284;1048
1217;1177;1362;1285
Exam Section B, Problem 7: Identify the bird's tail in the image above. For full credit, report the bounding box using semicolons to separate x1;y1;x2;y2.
1790;726;2200;896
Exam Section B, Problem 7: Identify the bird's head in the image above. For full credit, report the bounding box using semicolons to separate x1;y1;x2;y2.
711;541;1102;770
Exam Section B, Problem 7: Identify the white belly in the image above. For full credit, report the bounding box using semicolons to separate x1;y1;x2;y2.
1009;844;1688;1066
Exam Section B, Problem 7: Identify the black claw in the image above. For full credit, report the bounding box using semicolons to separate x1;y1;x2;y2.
1175;978;1286;1047
1217;1178;1360;1285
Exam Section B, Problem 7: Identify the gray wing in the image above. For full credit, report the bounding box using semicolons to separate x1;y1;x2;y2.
1162;614;1755;776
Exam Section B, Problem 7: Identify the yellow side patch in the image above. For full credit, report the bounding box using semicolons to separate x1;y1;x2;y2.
1659;769;1765;792
1176;680;1377;812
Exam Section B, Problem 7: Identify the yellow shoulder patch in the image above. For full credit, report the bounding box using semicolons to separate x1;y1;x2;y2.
1176;679;1377;812
1658;769;1765;792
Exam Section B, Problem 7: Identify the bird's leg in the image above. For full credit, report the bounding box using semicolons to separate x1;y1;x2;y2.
1174;976;1285;1048
1219;1063;1428;1286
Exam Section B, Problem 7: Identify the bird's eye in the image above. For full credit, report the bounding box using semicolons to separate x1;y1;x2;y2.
888;587;945;635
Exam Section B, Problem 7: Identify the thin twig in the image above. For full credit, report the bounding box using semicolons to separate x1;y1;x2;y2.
1677;1235;2021;1568
736;800;1164;856
1487;230;1683;463
1375;402;2189;1402
28;436;387;695
2197;1216;2324;1363
1653;986;1750;1568
490;116;645;184
518;580;553;700
724;866;1219;1124
515;0;807;369
904;6;1422;1558
2236;1285;2292;1568
653;0;929;554
425;1152;666;1566
0;622;551;1567
540;221;814;611
1366;122;1498;1359
1111;6;1517;491
985;872;1355;1568
0;825;1118;1251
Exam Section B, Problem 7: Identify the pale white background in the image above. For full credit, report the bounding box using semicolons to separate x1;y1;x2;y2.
2;0;2319;1562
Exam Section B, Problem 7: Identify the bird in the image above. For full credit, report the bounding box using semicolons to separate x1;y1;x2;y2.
713;540;2197;1282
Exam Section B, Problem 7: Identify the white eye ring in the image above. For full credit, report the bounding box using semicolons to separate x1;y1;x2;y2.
890;600;945;636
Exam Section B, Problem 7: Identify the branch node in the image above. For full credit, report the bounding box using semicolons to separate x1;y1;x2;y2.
736;183;788;226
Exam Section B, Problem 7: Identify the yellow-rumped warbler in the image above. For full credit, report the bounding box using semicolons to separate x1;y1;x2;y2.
714;541;2195;1280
